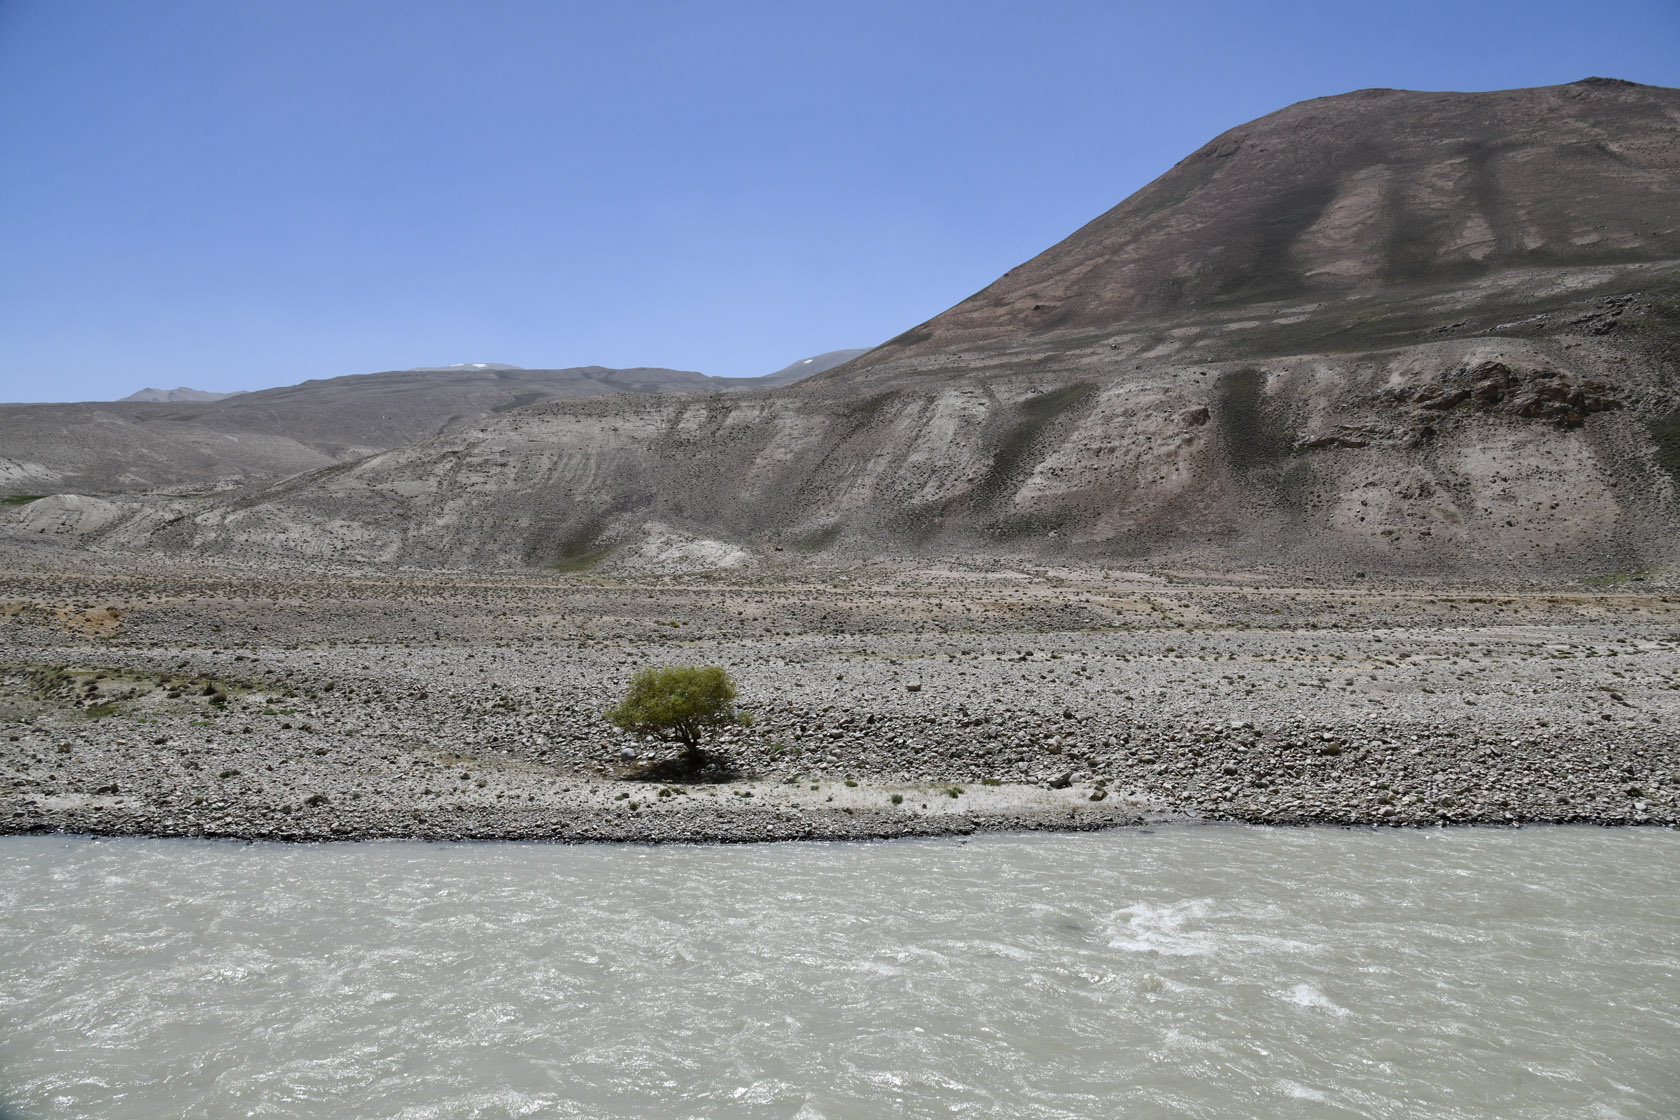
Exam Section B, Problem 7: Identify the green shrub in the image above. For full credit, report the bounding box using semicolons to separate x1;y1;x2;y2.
605;664;747;756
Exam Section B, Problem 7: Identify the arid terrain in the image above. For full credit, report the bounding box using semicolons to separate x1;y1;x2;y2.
3;79;1678;842
3;554;1674;842
0;350;863;498
7;81;1679;580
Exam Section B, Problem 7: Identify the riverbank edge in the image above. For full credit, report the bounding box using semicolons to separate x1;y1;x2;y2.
5;801;1673;845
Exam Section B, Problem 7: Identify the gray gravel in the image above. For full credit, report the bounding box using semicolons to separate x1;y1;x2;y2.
3;561;1676;841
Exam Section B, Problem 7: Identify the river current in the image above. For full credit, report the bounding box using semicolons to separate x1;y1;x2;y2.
2;827;1676;1119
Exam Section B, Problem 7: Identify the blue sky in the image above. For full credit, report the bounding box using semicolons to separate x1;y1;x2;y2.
1;0;1676;402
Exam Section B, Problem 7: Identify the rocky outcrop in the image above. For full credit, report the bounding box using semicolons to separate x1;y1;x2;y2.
1391;360;1623;428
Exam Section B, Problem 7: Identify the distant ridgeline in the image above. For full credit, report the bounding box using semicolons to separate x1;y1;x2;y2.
7;79;1680;579
0;350;867;501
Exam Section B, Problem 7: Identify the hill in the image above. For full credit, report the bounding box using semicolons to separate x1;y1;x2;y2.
845;77;1680;370
9;79;1679;579
754;349;872;385
119;387;243;403
0;354;852;496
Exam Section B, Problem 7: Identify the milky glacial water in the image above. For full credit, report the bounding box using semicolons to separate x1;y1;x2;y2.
1;828;1677;1120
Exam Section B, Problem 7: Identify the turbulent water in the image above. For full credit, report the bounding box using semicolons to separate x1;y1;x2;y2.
2;828;1676;1120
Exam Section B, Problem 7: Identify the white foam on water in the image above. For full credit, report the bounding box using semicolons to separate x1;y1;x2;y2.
1278;1079;1332;1102
391;1089;559;1119
1105;899;1217;955
1282;982;1350;1016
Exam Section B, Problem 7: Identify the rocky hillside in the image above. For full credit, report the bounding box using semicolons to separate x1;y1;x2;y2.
845;77;1680;369
0;366;713;496
10;79;1680;579
0;357;850;497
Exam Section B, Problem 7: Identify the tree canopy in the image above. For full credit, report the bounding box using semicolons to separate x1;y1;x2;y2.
605;664;745;751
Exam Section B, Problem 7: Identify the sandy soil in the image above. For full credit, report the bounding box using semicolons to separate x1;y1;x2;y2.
2;556;1676;842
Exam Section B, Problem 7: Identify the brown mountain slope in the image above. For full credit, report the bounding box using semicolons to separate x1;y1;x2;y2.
840;77;1680;371
11;80;1680;579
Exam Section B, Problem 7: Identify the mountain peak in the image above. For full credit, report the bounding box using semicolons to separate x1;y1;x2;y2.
406;362;525;372
856;79;1680;364
120;387;240;403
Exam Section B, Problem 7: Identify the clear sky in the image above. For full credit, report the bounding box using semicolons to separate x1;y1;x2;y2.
1;0;1676;402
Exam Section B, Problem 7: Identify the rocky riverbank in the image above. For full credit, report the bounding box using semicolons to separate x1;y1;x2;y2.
2;560;1676;841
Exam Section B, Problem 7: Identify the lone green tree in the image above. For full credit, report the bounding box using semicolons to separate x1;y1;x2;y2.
605;664;749;766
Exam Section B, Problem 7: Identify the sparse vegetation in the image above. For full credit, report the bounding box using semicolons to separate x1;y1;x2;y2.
970;382;1098;514
606;664;749;767
1648;405;1680;484
1581;566;1655;587
549;519;615;573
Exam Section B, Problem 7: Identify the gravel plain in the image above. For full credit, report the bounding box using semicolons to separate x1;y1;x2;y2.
3;555;1677;842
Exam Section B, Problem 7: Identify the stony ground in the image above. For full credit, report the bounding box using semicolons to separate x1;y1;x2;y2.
2;556;1676;842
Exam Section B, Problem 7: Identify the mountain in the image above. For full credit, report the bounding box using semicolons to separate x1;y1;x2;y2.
405;363;525;372
399;353;861;383
758;349;872;384
0;353;860;497
847;76;1680;370
0;366;699;496
9;80;1679;579
119;387;243;403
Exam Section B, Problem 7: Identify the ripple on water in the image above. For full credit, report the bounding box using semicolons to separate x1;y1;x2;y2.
0;827;1677;1120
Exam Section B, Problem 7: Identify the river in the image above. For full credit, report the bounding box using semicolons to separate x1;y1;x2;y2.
2;827;1676;1118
